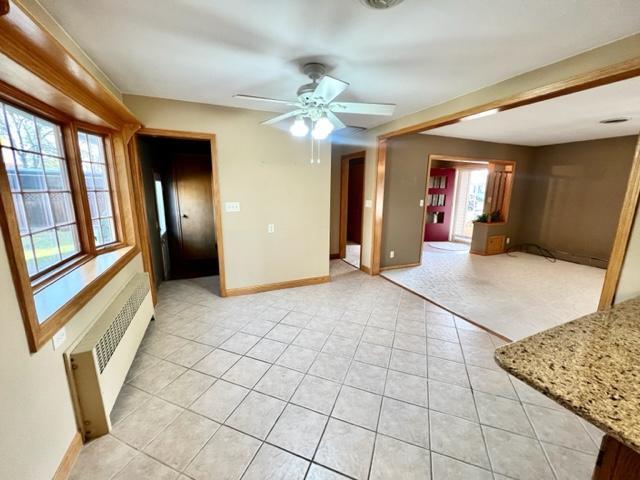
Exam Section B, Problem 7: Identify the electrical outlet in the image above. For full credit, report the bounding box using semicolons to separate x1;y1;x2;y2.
364;199;373;208
419;199;424;207
390;250;395;259
267;224;275;233
506;237;511;245
52;327;66;350
225;202;240;212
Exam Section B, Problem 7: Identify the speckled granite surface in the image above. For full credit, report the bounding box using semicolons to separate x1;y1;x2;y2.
495;297;640;453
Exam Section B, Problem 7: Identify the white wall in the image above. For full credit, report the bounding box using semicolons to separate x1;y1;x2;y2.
124;95;331;290
615;205;640;303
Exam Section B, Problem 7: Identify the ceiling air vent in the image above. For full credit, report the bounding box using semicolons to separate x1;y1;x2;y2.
360;0;405;9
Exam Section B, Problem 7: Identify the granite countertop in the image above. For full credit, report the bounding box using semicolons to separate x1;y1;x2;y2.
494;297;640;453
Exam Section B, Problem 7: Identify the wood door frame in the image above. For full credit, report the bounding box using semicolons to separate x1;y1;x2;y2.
339;151;367;266
130;128;227;298
369;58;640;311
419;154;515;266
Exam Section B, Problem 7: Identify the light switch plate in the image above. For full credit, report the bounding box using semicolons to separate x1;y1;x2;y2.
52;327;66;350
364;200;373;208
390;250;395;259
267;224;275;233
225;202;240;213
419;199;424;207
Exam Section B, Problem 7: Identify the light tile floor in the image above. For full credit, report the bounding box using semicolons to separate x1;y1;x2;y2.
344;242;361;269
70;261;603;480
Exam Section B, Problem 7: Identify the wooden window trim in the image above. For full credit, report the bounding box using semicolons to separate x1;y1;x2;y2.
0;88;132;352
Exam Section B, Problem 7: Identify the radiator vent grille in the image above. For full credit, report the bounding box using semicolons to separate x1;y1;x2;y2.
95;281;149;373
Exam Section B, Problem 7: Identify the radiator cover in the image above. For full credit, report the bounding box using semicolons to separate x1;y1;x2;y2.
70;272;153;440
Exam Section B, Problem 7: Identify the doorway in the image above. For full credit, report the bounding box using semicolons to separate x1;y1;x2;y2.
339;152;366;268
424;157;491;248
137;133;221;288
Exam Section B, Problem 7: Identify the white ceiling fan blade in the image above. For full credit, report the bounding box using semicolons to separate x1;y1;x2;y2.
326;111;347;131
261;109;304;125
330;101;396;116
312;76;349;103
234;94;298;106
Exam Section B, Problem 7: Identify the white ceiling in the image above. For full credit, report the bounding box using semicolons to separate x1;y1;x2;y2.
39;0;640;129
424;76;640;146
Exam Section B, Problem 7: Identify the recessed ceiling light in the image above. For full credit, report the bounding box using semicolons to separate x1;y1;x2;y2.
359;0;405;9
599;118;630;124
460;108;500;122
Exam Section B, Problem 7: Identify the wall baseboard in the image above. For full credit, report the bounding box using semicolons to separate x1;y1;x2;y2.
329;253;341;260
379;262;420;272
53;431;82;480
360;264;372;275
225;275;331;296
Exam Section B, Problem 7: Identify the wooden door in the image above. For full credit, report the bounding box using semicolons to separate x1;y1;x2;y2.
171;154;217;269
424;167;456;242
347;159;365;244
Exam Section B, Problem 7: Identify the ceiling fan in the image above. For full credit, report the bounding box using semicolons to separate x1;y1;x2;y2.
234;63;396;140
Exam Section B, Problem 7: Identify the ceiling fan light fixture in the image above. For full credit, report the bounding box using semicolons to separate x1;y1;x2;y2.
290;117;309;137
312;116;334;140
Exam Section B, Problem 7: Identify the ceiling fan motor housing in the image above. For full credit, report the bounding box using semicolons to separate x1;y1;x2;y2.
360;0;405;9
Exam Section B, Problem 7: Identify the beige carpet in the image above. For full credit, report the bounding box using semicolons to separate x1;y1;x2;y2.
382;245;605;340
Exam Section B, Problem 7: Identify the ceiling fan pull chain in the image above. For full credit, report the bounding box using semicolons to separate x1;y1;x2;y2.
310;135;315;164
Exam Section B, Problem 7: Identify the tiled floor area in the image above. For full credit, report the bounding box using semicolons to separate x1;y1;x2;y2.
344;242;361;268
382;244;605;340
70;261;603;480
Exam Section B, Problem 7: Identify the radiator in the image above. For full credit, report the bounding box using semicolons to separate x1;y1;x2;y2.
70;272;154;440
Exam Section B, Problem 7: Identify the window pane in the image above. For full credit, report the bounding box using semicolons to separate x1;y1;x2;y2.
88;134;104;163
12;194;29;234
87;191;98;219
96;191;112;217
56;225;80;260
78;132;90;161
5;105;40;152
43;156;68;191
50;192;75;225
2;147;20;191
23;193;54;231
92;163;107;189
15;151;46;191
32;229;61;271
100;218;115;244
92;219;103;245
0;108;10;146
36;118;63;157
21;236;37;275
82;161;94;189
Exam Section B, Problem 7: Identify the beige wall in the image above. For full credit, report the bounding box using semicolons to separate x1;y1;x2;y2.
0;248;143;479
523;136;637;265
381;134;534;268
352;33;640;269
124;95;331;289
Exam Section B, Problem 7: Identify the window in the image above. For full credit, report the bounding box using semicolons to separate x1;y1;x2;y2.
0;102;81;276
77;131;117;247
